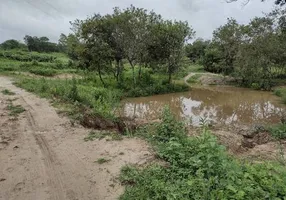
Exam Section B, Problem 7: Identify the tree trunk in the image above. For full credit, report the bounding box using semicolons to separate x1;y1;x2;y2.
168;71;172;84
138;64;142;81
97;64;106;88
128;60;136;87
115;59;120;82
168;61;172;84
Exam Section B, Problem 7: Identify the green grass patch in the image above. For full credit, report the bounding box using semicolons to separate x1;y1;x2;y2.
187;74;202;84
96;158;111;164
29;68;58;77
1;89;15;95
7;103;25;117
120;107;286;200
274;87;286;104
270;123;286;140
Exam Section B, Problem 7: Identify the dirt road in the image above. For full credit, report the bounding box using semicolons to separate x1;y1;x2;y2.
0;76;152;200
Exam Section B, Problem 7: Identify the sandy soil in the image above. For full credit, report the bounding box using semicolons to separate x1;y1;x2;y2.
0;76;153;200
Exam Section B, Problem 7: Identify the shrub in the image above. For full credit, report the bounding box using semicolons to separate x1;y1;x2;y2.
270;123;286;140
120;107;286;200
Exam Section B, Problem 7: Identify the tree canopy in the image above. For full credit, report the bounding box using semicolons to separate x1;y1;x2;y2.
69;5;194;86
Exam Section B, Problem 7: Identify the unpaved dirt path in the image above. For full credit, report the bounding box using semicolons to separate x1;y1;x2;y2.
184;72;235;86
0;76;152;200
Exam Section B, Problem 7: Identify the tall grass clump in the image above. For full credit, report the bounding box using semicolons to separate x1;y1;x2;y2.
274;87;286;104
120;107;286;200
15;77;122;120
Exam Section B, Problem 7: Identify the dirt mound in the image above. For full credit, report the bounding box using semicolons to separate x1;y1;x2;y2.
81;112;137;134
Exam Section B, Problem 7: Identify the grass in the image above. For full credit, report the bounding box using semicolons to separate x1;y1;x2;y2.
29;68;58;77
96;158;111;164
119;107;286;200
7;103;25;117
274;87;286;104
270;123;286;140
1;89;15;95
187;74;202;84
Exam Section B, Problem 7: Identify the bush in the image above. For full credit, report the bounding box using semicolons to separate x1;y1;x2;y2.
270;123;286;140
120;108;286;200
274;88;286;104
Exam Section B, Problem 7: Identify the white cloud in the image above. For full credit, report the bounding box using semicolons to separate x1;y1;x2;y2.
0;0;275;43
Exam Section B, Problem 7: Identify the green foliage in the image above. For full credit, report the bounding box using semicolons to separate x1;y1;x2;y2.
7;103;25;117
1;89;15;95
15;77;121;120
0;39;27;50
96;158;111;164
24;35;60;53
185;38;210;63
0;49;56;62
274;88;286;104
187;74;202;84
71;5;194;87
29;68;58;77
270;124;286;140
201;12;286;90
120;108;286;200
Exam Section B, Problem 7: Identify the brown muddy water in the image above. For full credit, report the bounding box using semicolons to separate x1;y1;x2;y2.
120;86;286;126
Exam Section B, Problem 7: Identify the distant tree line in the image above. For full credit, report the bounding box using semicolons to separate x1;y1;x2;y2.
185;8;286;90
0;35;64;53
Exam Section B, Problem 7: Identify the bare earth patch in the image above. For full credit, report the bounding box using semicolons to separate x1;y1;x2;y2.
0;76;152;200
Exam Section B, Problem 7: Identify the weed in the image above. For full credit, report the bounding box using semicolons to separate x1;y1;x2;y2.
96;158;111;164
1;89;15;95
7;103;25;117
187;74;202;84
120;107;286;200
270;123;286;140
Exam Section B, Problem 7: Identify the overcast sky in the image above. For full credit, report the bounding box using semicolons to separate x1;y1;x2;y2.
0;0;275;43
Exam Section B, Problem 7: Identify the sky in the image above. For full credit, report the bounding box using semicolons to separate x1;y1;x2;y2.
0;0;275;43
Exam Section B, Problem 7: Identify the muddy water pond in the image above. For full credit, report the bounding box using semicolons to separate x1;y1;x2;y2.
121;86;286;126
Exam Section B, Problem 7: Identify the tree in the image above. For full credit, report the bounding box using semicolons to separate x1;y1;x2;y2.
0;39;26;50
149;20;194;83
24;35;59;52
185;38;210;63
210;18;244;74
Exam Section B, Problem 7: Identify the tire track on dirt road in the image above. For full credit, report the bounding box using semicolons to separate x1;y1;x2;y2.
0;76;153;200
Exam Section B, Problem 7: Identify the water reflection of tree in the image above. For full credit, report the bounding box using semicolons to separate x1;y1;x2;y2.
122;87;285;125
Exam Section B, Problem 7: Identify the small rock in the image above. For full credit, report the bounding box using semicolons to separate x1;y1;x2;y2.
0;178;6;182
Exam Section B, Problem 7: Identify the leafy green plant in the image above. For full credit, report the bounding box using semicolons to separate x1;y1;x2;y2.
120;107;286;200
1;89;15;95
7;103;25;117
270;123;286;140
